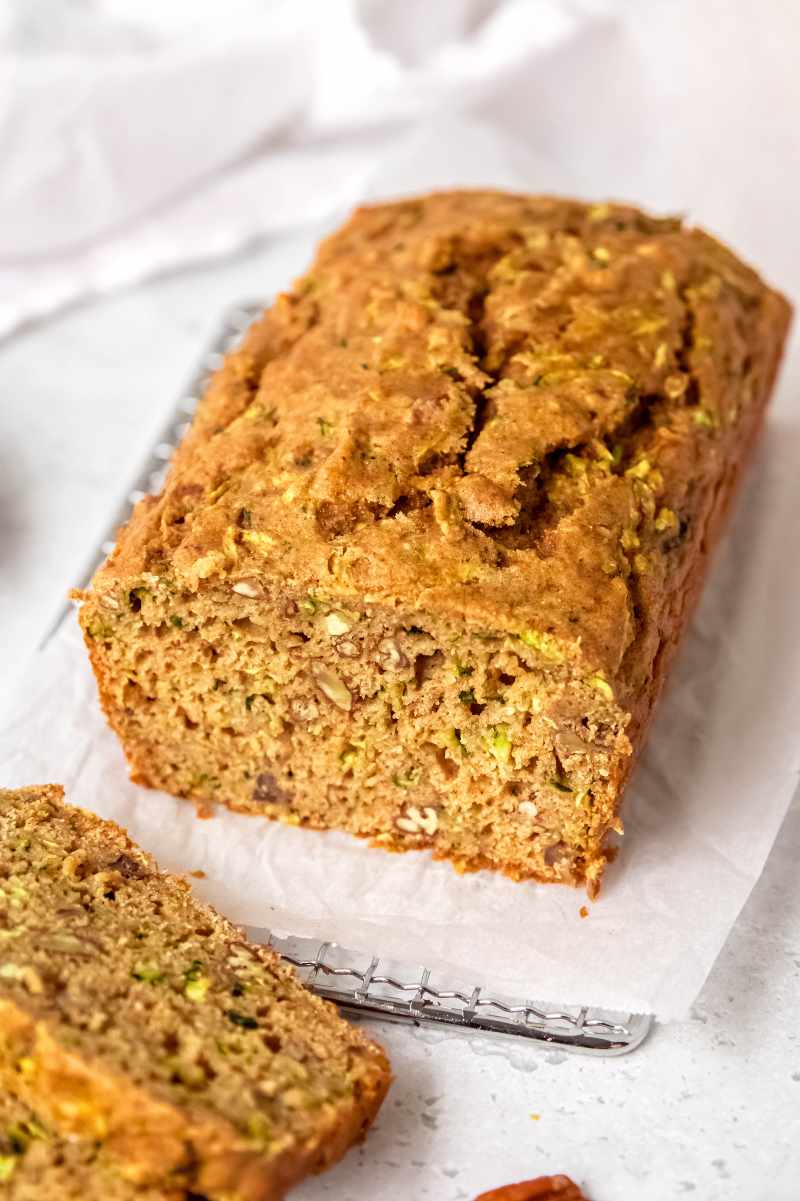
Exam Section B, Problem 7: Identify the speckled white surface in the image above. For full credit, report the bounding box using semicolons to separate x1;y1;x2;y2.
1;235;799;1200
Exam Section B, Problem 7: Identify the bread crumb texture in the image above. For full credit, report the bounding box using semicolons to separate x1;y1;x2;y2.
0;785;390;1201
74;190;791;895
0;1089;186;1200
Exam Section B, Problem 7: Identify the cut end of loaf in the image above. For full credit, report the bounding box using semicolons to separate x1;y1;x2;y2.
78;580;631;894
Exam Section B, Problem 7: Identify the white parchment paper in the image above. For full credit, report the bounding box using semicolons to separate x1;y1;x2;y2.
1;416;799;1020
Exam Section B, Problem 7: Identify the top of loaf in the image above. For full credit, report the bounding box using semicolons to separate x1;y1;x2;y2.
90;190;790;680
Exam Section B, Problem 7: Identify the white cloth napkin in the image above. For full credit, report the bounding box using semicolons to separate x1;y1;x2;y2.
0;0;586;337
2;0;798;340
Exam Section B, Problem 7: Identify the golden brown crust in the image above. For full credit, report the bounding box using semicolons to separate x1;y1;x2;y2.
89;191;790;677
615;351;775;787
75;191;791;893
0;785;390;1201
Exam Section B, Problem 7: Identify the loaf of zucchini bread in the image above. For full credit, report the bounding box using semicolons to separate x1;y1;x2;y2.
75;190;791;895
0;786;389;1201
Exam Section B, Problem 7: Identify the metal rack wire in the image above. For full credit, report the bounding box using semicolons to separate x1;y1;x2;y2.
66;302;652;1056
254;933;651;1054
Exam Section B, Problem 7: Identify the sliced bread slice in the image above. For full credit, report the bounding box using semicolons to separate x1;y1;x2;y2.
0;1090;188;1200
0;785;390;1201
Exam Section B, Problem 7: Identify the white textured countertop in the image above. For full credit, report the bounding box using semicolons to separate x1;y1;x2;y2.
1;236;798;1201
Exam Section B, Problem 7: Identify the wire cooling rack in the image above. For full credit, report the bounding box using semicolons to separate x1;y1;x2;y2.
67;301;652;1057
